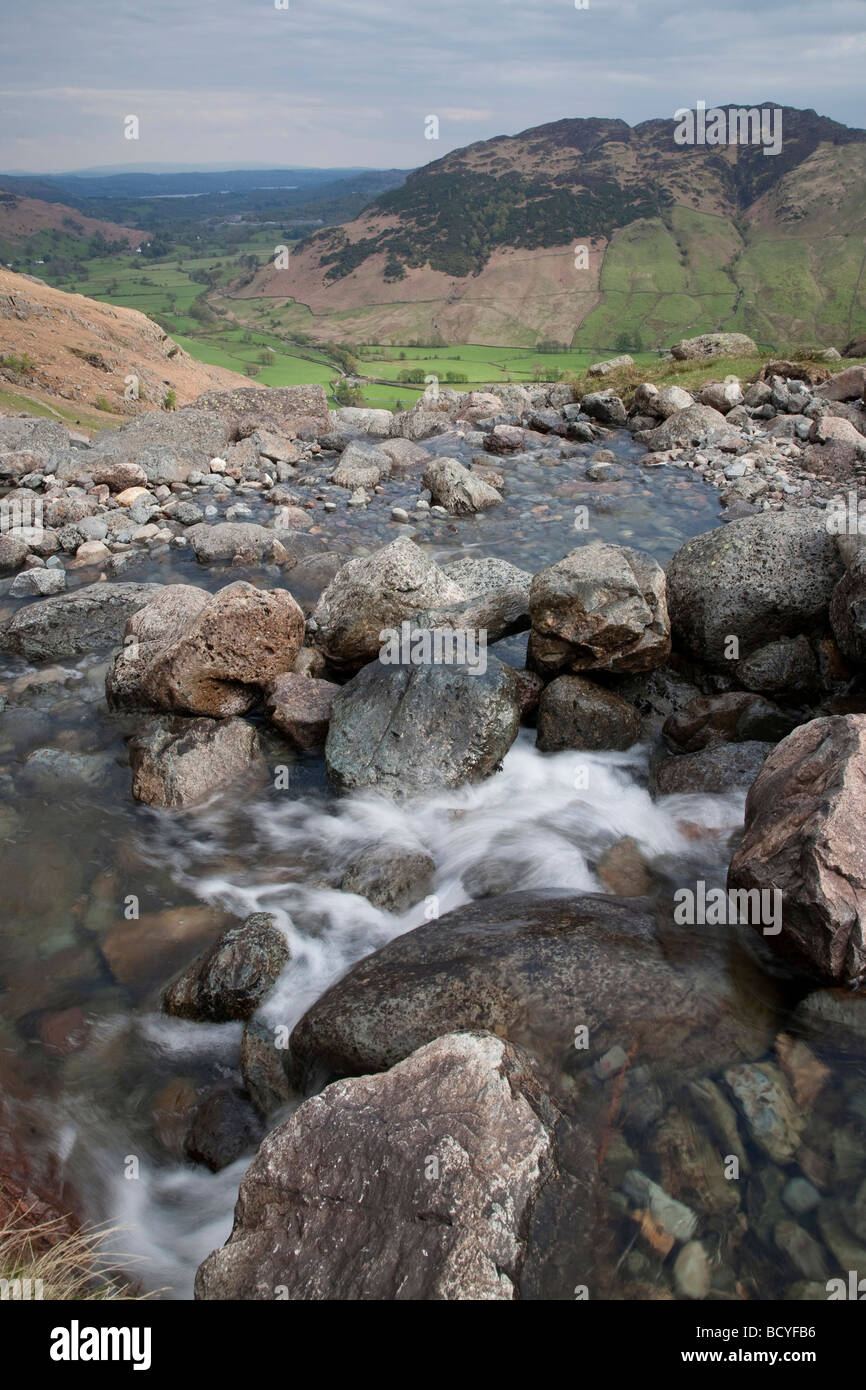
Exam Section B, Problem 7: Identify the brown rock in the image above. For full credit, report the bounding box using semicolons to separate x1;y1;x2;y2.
129;715;263;808
265;672;339;750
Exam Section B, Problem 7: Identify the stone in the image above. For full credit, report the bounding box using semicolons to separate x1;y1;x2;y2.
0;534;28;572
528;542;670;677
663;692;795;752
654;385;694;419
341;846;435;913
8;567;65;597
674;1241;711;1299
724;1063;804;1163
814;365;866;403
650;740;773;796
325;656;521;797
622;1170;698;1243
196;1033;557;1300
700;380;744;414
191;385;330;440
635;404;729;450
670;332;757;360
579;391;627;426
129;715;262;808
666;511;843;669
310;537;464;670
735;636;819;698
265;671;338;750
88;409;234;484
102;904;231;990
288;892;780;1087
377;437;430;473
536;675;641;752
482;424;525;453
790;989;866;1053
422;457;501;514
331;441;391;490
727;716;866;986
163;913;289;1022
139;582;305;718
185;1085;265;1173
588;354;633;376
0;581;160;660
185;522;288;566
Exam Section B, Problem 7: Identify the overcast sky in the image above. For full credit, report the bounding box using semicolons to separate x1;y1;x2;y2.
1;0;864;173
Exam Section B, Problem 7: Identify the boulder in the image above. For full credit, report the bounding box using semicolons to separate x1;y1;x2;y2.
310;537;464;670
129;715;262;808
830;552;866;665
0;581;161;660
106;584;211;710
536;675;641;752
163;913;289;1022
635;404;729;450
265;671;339;750
341;845;435;913
651;740;773;796
0;534;28;573
700;380;744;414
138;582;305;718
482;424;525;454
735;636;820;698
331;441;391;490
288;892;780;1086
588;355;633;376
185;522;289;566
191;385;330;440
195;1033;557;1300
528;542;670;676
87;409;233;484
331;406;393;437
814;365;866;404
442;556;531;602
579;391;627;426
325;655;521;797
670;333;757;360
184;1085;265;1173
654;385;694;419
727;715;866;986
422;457;501;514
666;511;843;669
390;409;450;441
663;692;796;752
377;437;430;473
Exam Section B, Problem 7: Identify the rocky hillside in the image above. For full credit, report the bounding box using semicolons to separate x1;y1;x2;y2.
240;105;866;350
0;188;146;255
0;268;257;423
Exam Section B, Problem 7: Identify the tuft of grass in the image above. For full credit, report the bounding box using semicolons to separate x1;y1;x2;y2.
0;1211;156;1301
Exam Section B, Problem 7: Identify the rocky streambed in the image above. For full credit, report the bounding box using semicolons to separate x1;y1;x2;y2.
1;362;866;1300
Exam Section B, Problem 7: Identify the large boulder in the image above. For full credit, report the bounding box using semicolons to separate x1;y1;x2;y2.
536;675;641;752
663;692;797;752
195;1033;557;1301
666;511;843;669
310;537;464;670
288;892;780;1086
634;404;729;450
106;584;211;710
325;655;521;797
136;582;305;717
528;542;670;677
129;715;263;808
162;912;289;1022
670;333;757;360
422;457;501;514
650;740;773;796
0;581;161;660
830;552;866;665
330;441;391;490
727;715;866;986
87;409;233;484
191;385;330;440
814;365;866;404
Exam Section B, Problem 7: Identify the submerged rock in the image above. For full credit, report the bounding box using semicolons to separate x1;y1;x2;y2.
0;581;161;660
341;845;435;913
162;912;289;1022
195;1033;557;1300
129;715;262;808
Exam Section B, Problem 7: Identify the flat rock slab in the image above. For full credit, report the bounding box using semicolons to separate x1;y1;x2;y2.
0;581;162;660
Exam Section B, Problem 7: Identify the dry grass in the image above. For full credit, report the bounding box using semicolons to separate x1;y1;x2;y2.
0;1210;155;1301
566;351;860;410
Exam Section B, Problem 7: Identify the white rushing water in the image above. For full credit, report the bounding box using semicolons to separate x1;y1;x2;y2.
52;733;745;1297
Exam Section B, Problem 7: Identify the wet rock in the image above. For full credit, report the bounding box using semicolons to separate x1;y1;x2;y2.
102;904;232;990
650;740;772;796
528;542;670;677
310;536;464;671
536;675;641;752
674;1241;711;1299
331;441;391;490
775;1220;828;1282
0;581;161;660
377;437;430;473
735;636;820;698
240;1018;292;1118
129;715;262;808
790;988;866;1053
667;511;842;669
136;582;305;718
775;1034;829;1111
597;838;653;896
325;656;521;797
196;1033;557;1300
829;552;866;667
724;1062;804;1163
185;1084;265;1173
265;671;338;750
442;556;531;602
622;1170;697;1243
482;424;525;453
288;892;781;1087
727;716;866;985
163;912;288;1022
650;1108;739;1216
341;845;435;913
422;456;501;514
663;691;796;752
186;522;289;566
0;534;28;572
579;391;627;426
9;568;65;597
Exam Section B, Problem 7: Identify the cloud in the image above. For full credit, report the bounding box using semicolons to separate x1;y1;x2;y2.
0;0;862;171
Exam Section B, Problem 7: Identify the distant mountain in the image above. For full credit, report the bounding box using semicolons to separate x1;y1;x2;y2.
0;189;147;261
239;105;866;349
0;167;403;204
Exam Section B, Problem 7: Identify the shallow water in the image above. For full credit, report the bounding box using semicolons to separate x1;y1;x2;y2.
1;440;858;1301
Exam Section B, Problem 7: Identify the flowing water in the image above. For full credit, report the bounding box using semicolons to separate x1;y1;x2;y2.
1;434;859;1300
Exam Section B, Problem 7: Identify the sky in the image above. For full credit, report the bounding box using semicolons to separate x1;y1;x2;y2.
1;0;864;173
